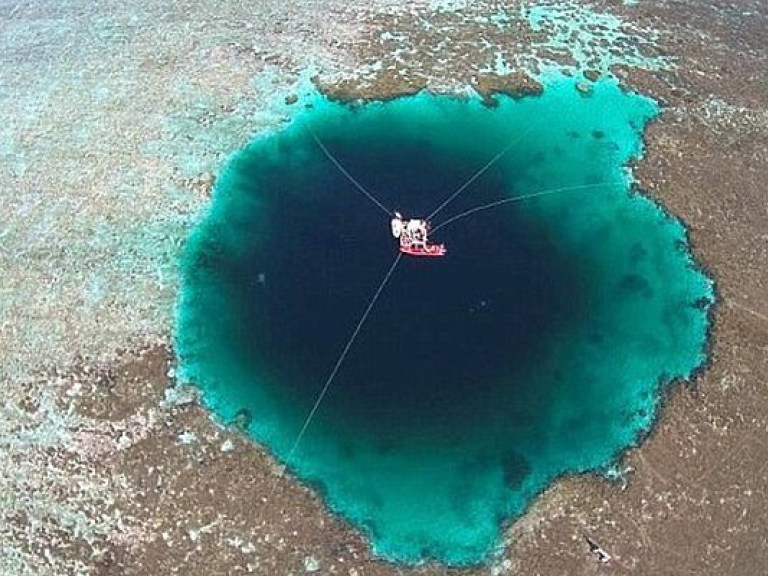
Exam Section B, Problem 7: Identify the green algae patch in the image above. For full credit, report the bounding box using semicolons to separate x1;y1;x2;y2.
175;78;713;565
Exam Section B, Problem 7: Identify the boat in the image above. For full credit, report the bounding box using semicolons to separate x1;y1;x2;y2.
399;242;447;257
390;212;446;258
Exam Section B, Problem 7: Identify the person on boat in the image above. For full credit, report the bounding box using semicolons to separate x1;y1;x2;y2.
406;218;428;248
391;212;405;240
391;212;427;247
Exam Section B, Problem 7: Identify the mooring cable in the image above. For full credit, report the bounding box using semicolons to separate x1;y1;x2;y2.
265;252;403;500
432;182;624;233
309;129;392;217
426;124;536;222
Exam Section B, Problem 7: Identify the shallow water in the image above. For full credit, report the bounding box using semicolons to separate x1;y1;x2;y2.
176;78;713;565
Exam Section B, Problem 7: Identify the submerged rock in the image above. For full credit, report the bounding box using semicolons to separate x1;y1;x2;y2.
303;556;320;572
161;385;198;408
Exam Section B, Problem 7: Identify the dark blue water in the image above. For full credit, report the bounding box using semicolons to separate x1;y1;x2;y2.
176;79;713;564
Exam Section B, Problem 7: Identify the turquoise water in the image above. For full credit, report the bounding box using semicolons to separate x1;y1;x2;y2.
175;78;713;565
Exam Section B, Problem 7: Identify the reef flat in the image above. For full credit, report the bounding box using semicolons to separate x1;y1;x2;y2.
1;0;766;574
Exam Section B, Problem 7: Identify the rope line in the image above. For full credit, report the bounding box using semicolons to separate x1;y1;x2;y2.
266;252;403;498
432;182;623;232
426;125;535;221
426;141;515;221
309;129;392;216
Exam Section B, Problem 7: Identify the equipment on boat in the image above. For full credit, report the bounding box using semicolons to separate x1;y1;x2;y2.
390;212;446;257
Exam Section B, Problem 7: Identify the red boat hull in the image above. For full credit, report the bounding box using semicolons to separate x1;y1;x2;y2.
399;243;447;257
